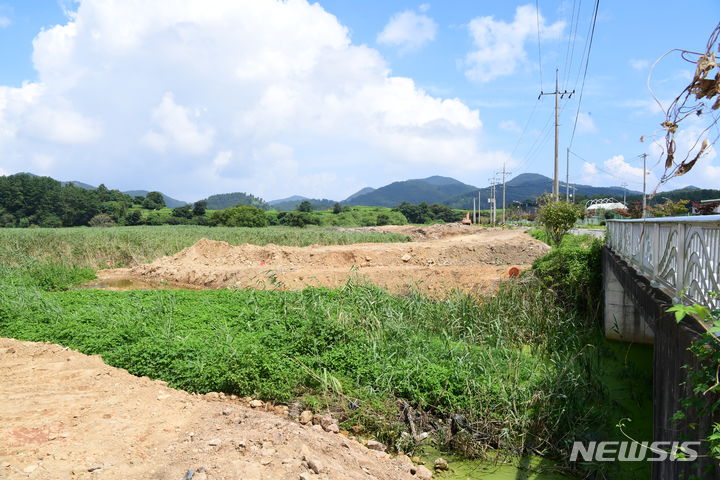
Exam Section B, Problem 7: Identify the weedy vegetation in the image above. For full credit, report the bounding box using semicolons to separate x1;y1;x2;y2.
0;226;631;477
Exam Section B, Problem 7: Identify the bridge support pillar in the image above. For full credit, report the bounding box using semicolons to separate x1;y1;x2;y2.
603;253;654;344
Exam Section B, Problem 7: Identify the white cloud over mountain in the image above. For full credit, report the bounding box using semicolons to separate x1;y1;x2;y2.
0;0;489;200
465;4;564;83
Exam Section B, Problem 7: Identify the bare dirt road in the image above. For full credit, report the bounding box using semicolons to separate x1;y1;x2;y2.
0;338;421;480
96;226;549;297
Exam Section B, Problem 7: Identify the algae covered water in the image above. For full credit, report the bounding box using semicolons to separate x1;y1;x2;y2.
417;338;654;479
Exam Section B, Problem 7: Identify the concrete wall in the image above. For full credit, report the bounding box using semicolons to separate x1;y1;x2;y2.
603;251;654;344
603;247;719;479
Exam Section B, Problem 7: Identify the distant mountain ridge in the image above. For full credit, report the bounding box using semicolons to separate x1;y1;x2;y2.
343;176;477;207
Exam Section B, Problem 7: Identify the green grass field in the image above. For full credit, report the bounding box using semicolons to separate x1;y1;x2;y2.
0;225;409;270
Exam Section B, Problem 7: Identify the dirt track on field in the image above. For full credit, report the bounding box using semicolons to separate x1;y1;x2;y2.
0;338;420;480
96;225;549;296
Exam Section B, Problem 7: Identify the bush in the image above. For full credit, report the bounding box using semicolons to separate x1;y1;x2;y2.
537;201;581;246
376;214;390;226
532;234;602;313
210;206;268;227
88;214;116;227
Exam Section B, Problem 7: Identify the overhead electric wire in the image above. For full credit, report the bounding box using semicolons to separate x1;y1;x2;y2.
562;0;583;91
536;0;544;92
568;0;600;149
561;0;581;90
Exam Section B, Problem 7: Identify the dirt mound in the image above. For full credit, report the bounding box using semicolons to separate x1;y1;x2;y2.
0;338;420;480
344;223;481;241
97;228;549;296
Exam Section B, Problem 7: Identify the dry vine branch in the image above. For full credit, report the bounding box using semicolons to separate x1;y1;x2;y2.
647;22;720;185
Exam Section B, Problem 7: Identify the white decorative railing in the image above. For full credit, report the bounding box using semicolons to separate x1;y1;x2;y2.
607;215;720;311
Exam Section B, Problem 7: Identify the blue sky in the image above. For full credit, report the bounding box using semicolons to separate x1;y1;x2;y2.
0;0;717;201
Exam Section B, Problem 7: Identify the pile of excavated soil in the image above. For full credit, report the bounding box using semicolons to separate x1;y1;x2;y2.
97;228;549;296
0;338;423;480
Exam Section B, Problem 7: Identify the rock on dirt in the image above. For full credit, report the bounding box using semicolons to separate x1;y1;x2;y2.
0;338;417;480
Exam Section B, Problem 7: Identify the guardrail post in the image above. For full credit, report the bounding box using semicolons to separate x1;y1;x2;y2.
675;222;685;299
652;223;660;282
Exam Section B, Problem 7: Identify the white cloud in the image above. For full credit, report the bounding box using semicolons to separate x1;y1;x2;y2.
142;93;215;155
575;112;597;133
464;4;564;83
0;0;495;200
581;154;658;187
629;59;649;71
0;16;10;28
582;161;599;177
499;120;521;133
377;7;437;53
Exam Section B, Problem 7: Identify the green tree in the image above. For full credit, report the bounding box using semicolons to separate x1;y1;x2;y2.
192;200;207;217
376;214;390;226
333;202;342;214
297;200;313;213
125;209;143;225
172;204;193;219
143;191;166;210
537;201;581;246
210;206;268;227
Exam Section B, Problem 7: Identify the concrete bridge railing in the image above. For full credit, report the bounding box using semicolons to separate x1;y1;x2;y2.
607;215;720;311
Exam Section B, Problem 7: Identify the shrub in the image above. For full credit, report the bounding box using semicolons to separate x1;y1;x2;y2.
88;214;115;227
376;214;390;226
537;201;581;246
210;206;268;227
532;235;602;313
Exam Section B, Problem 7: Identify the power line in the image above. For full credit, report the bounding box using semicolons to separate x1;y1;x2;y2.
535;0;544;92
561;0;581;90
568;0;600;149
565;0;584;90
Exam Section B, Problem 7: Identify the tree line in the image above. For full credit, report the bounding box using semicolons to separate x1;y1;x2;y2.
0;174;208;227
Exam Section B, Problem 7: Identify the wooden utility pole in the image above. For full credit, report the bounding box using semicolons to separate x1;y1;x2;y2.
496;164;512;224
540;69;573;201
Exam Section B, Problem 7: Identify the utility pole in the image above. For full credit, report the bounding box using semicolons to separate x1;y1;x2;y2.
565;147;570;201
641;153;648;218
472;197;476;225
478;190;481;224
621;182;628;205
540;69;574;201
496;164;512;224
488;178;497;226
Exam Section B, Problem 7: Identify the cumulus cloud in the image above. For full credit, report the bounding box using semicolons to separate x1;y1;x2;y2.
575;112;597;133
0;0;493;200
465;4;564;83
377;6;437;53
581;154;658;187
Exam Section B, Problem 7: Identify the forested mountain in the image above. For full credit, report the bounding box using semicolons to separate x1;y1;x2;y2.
343;176;477;207
201;192;269;210
343;187;375;202
445;173;643;209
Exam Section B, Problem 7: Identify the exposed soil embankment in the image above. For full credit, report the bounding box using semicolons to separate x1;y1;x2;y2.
0;338;419;480
97;226;549;296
